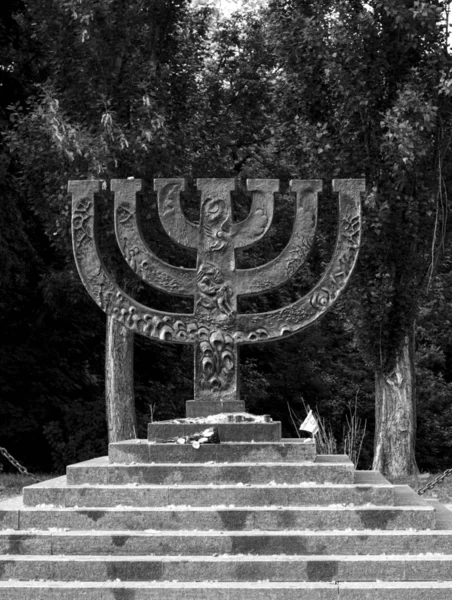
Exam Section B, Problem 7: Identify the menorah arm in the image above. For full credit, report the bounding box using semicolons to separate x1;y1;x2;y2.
111;179;196;296
236;180;321;296
231;179;278;249
155;178;199;249
69;180;198;344
234;179;364;342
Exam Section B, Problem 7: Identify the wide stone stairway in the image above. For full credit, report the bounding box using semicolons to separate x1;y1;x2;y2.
1;419;452;599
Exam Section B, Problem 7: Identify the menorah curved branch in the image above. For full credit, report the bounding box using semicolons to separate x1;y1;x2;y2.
235;179;363;341
155;179;198;249
112;179;196;296
69;176;364;418
236;179;321;296
231;179;278;249
69;180;198;343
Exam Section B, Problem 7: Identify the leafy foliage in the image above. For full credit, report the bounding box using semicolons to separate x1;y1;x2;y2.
267;0;451;372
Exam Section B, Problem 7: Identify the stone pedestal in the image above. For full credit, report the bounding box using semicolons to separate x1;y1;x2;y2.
185;399;245;418
148;419;281;442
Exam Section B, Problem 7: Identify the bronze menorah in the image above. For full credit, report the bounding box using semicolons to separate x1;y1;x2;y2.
69;178;363;417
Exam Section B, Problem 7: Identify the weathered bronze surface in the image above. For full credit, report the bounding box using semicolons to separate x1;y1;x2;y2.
69;178;364;416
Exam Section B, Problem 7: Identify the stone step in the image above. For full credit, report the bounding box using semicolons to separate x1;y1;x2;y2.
66;456;355;485
428;498;452;528
1;553;452;582
3;528;452;556
23;475;394;508
1;581;452;600
0;497;436;532
109;440;316;464
148;421;282;443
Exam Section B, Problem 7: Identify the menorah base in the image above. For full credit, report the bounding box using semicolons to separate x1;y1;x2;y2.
186;400;246;418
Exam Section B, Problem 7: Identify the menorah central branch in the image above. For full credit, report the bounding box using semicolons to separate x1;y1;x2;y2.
68;178;364;417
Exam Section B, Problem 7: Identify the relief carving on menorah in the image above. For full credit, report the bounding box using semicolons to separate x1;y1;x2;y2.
68;177;364;417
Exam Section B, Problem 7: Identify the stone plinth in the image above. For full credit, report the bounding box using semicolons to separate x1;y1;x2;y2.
185;400;246;418
148;420;282;442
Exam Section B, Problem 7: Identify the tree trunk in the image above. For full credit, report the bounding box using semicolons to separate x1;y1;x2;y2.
105;316;136;443
373;329;417;478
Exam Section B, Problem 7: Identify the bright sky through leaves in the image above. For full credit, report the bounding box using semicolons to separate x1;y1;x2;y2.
192;0;267;17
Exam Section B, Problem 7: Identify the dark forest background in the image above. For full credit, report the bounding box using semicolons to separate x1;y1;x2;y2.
2;0;452;474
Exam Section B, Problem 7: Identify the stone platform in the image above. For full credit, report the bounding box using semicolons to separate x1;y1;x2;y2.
1;422;452;598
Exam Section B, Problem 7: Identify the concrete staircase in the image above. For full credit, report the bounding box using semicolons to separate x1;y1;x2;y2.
1;420;452;598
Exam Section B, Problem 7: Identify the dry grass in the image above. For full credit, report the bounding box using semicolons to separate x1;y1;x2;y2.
342;405;366;469
287;398;366;468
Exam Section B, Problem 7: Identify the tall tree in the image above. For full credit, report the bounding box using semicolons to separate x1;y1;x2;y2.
267;0;452;477
5;0;210;445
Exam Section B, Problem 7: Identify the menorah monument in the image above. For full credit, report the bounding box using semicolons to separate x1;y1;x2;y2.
1;176;451;600
69;177;364;417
